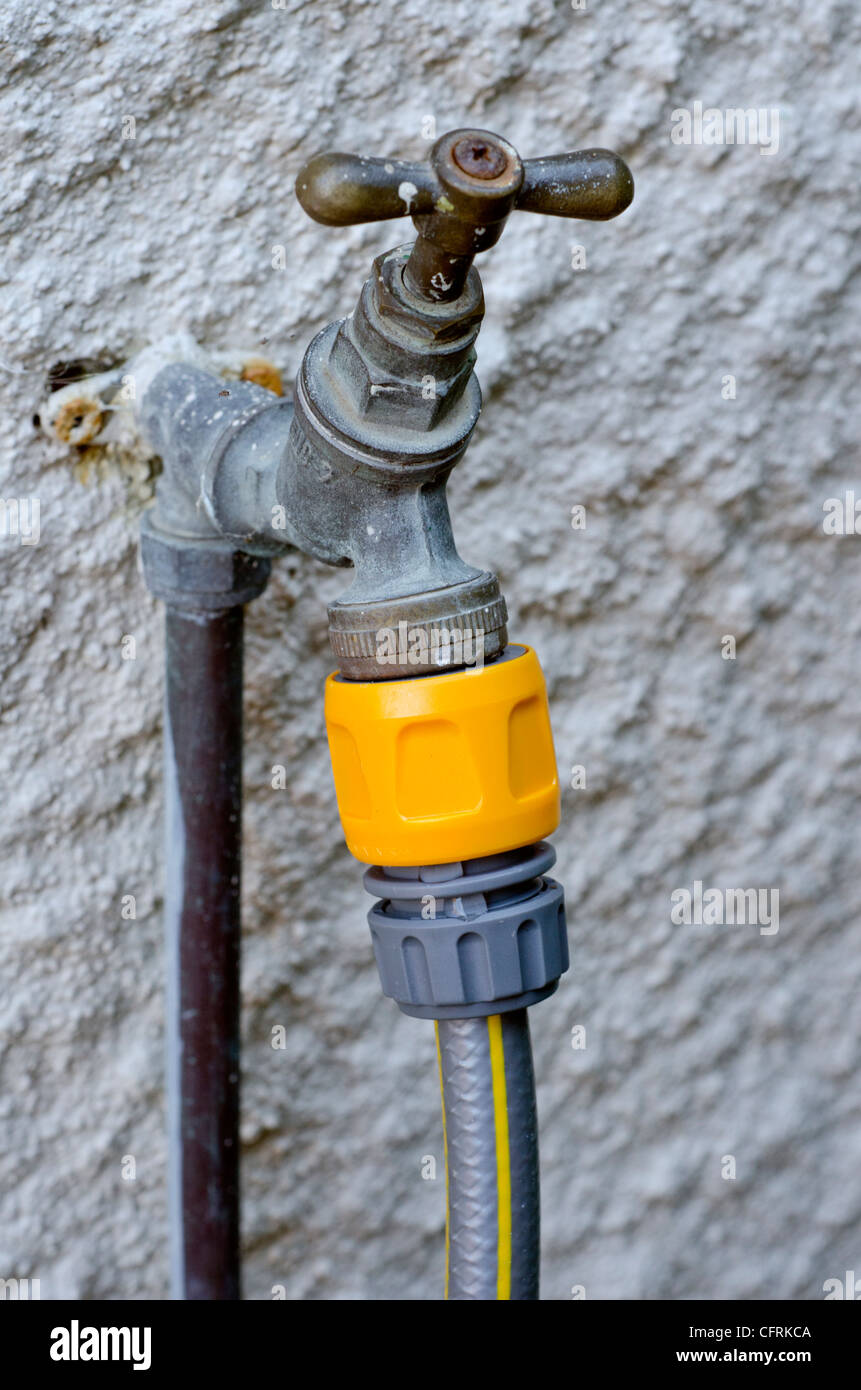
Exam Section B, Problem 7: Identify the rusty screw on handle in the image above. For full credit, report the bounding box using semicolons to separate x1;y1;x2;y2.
296;127;634;302
451;135;509;180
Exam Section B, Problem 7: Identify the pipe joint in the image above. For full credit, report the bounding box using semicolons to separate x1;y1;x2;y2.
140;514;272;613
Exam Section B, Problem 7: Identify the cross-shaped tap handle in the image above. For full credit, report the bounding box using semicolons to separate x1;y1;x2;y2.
296;127;634;301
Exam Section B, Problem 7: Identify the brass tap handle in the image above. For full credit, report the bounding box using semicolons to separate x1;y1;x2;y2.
296;128;633;301
294;155;438;227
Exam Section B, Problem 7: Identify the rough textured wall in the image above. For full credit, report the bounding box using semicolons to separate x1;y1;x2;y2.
2;0;859;1300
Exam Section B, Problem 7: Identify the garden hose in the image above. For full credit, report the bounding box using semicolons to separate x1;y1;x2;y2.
436;1010;540;1300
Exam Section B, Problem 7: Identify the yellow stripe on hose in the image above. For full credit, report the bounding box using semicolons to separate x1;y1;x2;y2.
434;1021;451;1301
488;1014;512;1300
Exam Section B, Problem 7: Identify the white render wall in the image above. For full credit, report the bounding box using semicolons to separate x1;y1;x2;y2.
1;0;859;1299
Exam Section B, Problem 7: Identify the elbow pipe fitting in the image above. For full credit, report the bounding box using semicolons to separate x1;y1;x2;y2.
139;366;301;556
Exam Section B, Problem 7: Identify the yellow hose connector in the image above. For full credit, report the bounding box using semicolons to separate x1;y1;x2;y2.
324;644;560;866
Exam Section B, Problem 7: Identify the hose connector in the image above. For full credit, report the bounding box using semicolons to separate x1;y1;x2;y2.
324;643;570;1018
364;841;567;1019
324;645;560;865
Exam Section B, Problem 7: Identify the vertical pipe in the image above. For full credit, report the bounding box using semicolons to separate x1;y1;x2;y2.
164;604;244;1300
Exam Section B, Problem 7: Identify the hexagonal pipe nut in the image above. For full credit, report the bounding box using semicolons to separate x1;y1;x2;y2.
140;514;272;610
325;319;474;430
372;248;485;347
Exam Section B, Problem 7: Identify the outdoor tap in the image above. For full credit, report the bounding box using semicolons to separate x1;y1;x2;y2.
127;127;632;678
291;128;633;676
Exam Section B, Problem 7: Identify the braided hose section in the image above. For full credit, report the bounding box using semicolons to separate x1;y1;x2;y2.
435;1009;540;1300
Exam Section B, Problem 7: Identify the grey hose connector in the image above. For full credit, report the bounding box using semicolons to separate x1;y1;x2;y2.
364;842;568;1018
437;1010;539;1300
